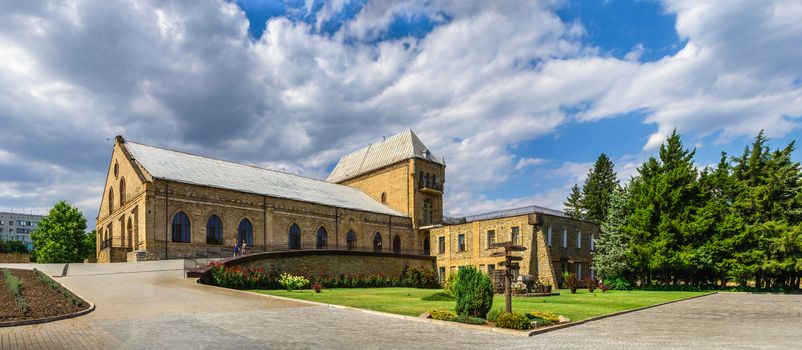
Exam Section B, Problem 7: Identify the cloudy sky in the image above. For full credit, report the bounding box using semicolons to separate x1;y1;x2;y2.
1;0;801;227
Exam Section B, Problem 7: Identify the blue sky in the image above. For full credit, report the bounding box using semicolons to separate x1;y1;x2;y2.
0;0;800;224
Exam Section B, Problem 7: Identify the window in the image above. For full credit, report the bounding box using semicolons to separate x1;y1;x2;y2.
423;236;430;255
590;235;595;251
316;227;327;249
547;226;552;247
425;173;430;188
288;224;301;249
347;230;357;251
392;235;401;254
486;230;495;249
0;221;4;225
576;231;582;248
373;232;382;252
381;192;387;204
119;177;126;206
562;228;568;248
457;234;466;252
487;264;495;274
438;266;446;284
206;215;223;245
418;171;424;188
8;221;12;226
438;236;445;254
108;187;114;214
171;211;191;243
113;161;119;178
576;262;583;280
511;226;520;245
238;219;253;246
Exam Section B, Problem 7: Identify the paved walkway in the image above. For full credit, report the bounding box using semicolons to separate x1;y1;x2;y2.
1;262;800;349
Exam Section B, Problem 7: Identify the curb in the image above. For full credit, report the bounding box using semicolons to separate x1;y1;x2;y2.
526;291;719;336
192;280;718;337
0;274;95;328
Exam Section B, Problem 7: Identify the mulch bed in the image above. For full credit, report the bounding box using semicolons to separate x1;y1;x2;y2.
0;269;89;322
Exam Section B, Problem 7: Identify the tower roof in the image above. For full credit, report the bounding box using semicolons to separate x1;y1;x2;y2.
326;130;444;183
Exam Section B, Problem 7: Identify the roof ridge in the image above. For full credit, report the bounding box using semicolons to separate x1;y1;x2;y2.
125;140;361;190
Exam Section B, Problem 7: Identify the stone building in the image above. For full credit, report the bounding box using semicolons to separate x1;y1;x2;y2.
429;207;599;286
95;130;442;262
95;129;597;286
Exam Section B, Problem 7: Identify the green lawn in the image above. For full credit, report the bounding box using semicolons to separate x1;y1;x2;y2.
250;288;708;321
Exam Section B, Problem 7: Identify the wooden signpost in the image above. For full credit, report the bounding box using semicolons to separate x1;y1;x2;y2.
490;241;527;313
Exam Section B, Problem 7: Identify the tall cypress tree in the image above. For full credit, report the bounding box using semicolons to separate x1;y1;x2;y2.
581;153;619;223
595;185;631;279
564;184;585;219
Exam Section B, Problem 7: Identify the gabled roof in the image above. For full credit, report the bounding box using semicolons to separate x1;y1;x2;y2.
326;129;444;183
123;141;405;217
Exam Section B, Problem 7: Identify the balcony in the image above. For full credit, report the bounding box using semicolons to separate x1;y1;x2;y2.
418;182;444;194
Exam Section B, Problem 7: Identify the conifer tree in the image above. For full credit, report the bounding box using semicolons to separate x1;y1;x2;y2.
594;185;631;279
580;153;619;223
564;184;585;219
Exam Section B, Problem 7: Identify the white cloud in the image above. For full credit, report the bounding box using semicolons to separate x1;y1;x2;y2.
0;0;800;226
515;157;549;170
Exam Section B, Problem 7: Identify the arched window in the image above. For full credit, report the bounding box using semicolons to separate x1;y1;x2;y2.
373;232;382;252
288;224;301;250
113;161;119;178
108;187;114;214
392;235;401;254
418;171;424;188
119;178;126;206
346;230;357;251
316;227;328;249
425;173;431;188
432;175;437;189
171;211;191;243
238;219;253;246
423;236;430;255
381;192;387;204
206;215;223;245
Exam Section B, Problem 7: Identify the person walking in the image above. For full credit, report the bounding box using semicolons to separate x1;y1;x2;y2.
233;243;240;257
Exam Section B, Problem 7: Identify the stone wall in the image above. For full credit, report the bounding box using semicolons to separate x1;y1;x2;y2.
0;253;30;263
97;247;131;263
430;212;600;286
233;250;436;279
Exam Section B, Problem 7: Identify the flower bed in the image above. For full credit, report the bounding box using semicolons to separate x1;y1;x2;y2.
0;268;90;323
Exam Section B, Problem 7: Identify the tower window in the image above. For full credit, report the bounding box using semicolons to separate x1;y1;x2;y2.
381;192;387;204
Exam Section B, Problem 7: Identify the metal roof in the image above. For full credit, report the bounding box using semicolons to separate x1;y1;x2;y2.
124;141;406;217
443;205;582;225
326;129;444;183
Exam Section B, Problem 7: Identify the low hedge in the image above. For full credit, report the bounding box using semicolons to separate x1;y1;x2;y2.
495;311;531;330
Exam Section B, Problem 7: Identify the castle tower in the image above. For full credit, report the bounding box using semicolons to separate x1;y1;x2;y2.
327;130;445;254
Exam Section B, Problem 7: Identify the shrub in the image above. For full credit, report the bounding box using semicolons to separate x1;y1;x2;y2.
279;273;310;291
0;240;28;254
584;277;598;292
526;311;560;326
454;266;494;318
486;308;503;323
312;282;322;293
562;271;578;293
443;273;458;295
428;309;456;321
449;314;486;325
421;291;455;301
209;262;276;289
3;269;21;296
401;266;439;288
511;281;527;294
495;311;531;330
604;276;632;290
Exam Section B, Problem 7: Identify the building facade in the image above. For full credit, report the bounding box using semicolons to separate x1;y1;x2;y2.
429;207;599;286
0;212;44;251
95;129;597;286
